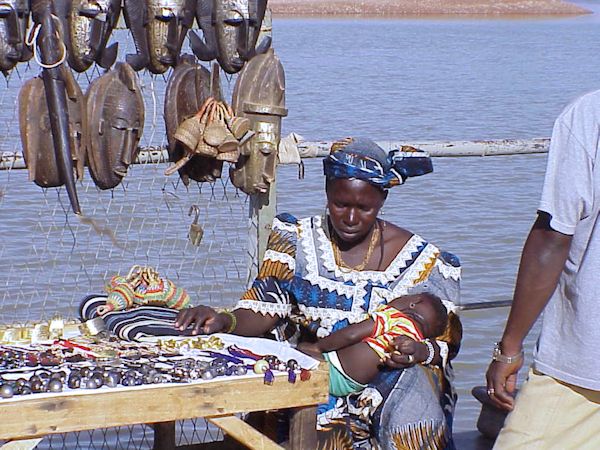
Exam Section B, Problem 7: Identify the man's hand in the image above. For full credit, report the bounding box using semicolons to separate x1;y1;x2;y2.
485;357;523;411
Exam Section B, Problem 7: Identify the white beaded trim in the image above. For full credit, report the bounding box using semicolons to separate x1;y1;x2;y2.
235;300;291;317
436;258;461;281
263;250;295;271
298;217;358;299
272;217;298;234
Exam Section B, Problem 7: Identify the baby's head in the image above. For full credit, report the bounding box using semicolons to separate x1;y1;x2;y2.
394;292;448;338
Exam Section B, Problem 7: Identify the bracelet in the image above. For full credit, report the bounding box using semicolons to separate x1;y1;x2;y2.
221;310;237;334
492;342;524;364
423;339;435;365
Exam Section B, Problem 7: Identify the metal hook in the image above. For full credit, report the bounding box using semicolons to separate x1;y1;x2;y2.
188;204;200;224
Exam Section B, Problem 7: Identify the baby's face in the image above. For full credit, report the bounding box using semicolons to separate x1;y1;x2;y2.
394;295;441;338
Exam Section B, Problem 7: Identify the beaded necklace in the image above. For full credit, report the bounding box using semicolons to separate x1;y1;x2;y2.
330;220;381;272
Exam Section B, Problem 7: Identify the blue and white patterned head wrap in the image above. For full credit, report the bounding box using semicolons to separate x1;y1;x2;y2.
323;137;433;189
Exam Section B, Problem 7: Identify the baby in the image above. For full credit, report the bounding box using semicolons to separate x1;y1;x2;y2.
298;292;448;396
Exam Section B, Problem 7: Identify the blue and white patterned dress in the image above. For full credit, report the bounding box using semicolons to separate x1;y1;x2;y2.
236;213;463;450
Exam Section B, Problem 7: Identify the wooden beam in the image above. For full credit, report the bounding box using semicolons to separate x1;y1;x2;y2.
208;416;283;450
0;368;328;441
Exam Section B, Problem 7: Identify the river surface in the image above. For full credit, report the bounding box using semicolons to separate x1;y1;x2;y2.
1;3;600;440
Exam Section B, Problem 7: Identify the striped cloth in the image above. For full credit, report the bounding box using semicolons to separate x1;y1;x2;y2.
79;294;193;341
363;303;424;360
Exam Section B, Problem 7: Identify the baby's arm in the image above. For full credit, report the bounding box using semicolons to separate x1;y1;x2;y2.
317;318;375;352
297;317;375;358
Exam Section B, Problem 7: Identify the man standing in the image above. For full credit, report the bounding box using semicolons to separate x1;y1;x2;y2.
486;90;600;449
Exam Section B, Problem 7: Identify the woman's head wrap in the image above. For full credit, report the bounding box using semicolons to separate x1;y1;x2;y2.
323;137;433;189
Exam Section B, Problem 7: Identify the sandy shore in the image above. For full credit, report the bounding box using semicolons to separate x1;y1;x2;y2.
269;0;590;16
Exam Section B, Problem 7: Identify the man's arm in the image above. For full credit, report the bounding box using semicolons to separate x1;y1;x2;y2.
486;212;572;410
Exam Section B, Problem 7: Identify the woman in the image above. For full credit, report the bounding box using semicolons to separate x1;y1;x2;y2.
175;137;463;449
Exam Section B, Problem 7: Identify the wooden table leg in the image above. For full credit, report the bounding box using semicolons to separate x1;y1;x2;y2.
288;406;317;450
153;421;176;450
209;415;284;450
0;439;43;450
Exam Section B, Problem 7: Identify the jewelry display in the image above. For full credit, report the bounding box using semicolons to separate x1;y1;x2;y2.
0;334;315;400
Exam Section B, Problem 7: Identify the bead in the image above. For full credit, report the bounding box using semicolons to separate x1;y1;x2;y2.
122;376;135;386
84;378;98;389
286;359;299;370
90;373;104;388
47;379;63;393
0;384;14;398
67;376;81;389
234;365;247;376
104;372;120;388
31;379;45;392
253;359;269;374
201;369;216;380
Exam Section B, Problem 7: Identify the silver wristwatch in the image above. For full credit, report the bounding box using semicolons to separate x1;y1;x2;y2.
492;342;524;364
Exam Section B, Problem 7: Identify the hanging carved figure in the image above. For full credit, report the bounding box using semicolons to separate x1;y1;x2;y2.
164;55;224;184
230;48;286;194
188;0;217;61
123;0;195;74
212;0;270;74
0;0;33;76
28;0;81;214
85;62;145;190
19;65;85;190
53;0;121;73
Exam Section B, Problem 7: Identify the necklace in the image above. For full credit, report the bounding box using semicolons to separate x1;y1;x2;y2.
331;221;381;272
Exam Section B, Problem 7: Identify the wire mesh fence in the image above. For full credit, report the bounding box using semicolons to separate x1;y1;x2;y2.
0;26;256;449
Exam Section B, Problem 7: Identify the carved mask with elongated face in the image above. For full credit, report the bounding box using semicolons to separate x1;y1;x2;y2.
0;0;32;74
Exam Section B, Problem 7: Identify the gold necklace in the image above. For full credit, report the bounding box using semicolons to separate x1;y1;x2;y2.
331;222;381;272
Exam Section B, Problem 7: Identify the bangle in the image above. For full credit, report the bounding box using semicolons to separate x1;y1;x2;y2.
423;339;435;365
222;310;237;334
492;342;524;364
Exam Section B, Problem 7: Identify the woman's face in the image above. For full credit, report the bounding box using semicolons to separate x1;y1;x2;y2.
326;178;386;245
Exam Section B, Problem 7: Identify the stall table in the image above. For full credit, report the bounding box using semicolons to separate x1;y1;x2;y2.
0;366;328;450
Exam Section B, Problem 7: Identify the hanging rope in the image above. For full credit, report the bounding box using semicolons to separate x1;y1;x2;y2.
25;15;67;69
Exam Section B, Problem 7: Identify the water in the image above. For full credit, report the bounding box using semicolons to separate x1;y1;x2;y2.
2;5;600;438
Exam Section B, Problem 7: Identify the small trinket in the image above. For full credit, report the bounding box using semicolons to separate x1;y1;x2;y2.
263;369;274;385
90;373;104;388
31;377;45;392
234;365;247;376
47;379;63;393
68;375;81;389
288;369;296;384
0;383;14;398
253;359;269;374
286;359;299;370
201;369;216;380
300;369;311;382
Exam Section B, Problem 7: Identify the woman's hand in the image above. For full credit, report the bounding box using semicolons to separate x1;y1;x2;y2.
384;336;429;369
174;306;230;335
